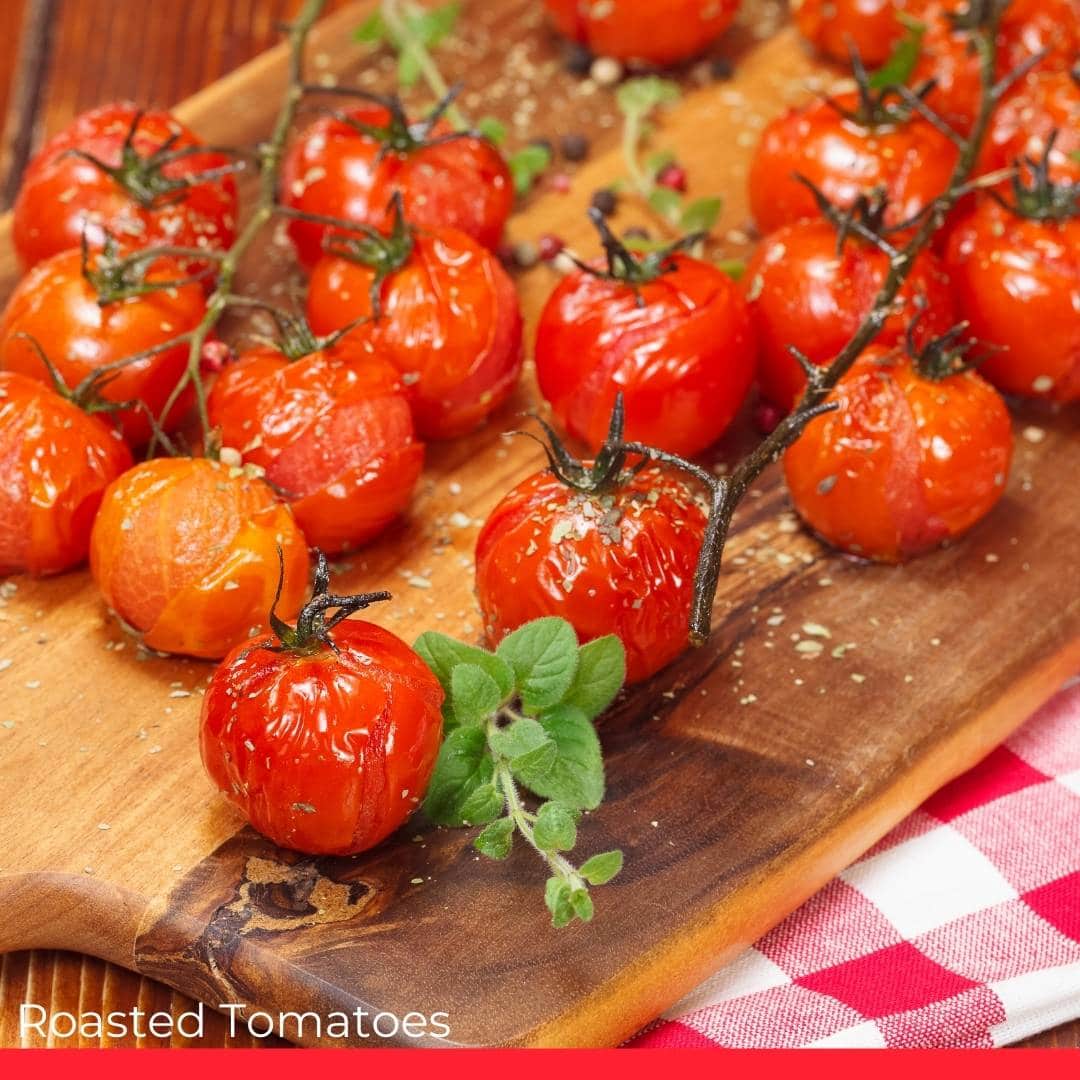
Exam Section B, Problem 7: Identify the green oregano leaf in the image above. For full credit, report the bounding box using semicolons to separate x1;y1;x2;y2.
458;782;504;826
414;631;514;700
647;186;682;221
474;818;514;860
508;144;552;196
616;76;680;119
680;195;723;234
521;704;604;810
579;850;623;886
717;258;746;281
422;726;493;826
869;15;927;90
496;617;579;712
489;717;557;782
570;889;594;922
449;664;504;727
563;635;626;719
544;877;575;929
533;802;578;853
476;115;507;146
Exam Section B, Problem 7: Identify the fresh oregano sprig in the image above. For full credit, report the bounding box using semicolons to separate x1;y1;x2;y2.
616;76;723;234
416;617;625;928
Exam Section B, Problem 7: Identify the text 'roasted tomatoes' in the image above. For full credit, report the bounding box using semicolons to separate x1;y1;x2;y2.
944;191;1080;403
201;554;444;856
783;339;1013;563
749;88;959;236
543;0;741;66
536;215;755;458
745;212;956;411
13;103;237;274
208;329;424;554
90;457;309;659
0;246;208;445
282;97;511;269
306;207;523;440
476;404;706;685
0;372;132;577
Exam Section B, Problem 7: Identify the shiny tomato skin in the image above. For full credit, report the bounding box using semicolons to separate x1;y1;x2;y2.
542;0;740;65
306;227;523;440
535;254;756;457
983;70;1080;187
475;467;705;684
944;200;1080;402
208;345;424;552
0;248;207;445
783;346;1012;563
748;91;959;235
12;103;237;273
745;219;956;410
90;457;309;659
0;372;133;576
281;108;511;269
791;0;920;66
201;620;444;856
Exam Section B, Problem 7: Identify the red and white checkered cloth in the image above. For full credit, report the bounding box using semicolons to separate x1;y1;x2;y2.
630;677;1080;1049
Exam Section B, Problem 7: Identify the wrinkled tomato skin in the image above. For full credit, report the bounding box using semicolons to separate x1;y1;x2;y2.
944;200;1080;403
200;621;444;856
208;346;424;552
983;70;1080;187
542;0;740;65
535;254;756;457
745;219;956;411
792;0;919;66
282;108;511;269
748;91;959;236
12;103;237;273
783;346;1013;563
475;467;705;684
0;249;207;445
306;227;523;440
90;457;309;659
0;372;133;576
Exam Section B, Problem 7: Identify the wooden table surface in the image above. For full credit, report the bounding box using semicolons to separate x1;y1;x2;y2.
0;0;1076;1051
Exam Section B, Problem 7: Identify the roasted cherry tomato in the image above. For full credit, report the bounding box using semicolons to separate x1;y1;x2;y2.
791;0;922;66
475;409;706;684
748;88;959;235
0;246;208;445
542;0;741;66
983;70;1080;187
305;209;523;440
535;219;755;457
0;372;132;576
745;215;956;410
783;341;1013;563
201;555;444;856
207;331;424;553
912;0;1080;134
90;457;309;659
281;97;511;269
944;194;1080;402
13;103;237;274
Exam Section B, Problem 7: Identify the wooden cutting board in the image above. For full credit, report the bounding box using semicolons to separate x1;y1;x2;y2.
1;0;1078;1049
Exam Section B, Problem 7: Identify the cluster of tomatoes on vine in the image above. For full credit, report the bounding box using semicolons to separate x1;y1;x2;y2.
0;0;1075;863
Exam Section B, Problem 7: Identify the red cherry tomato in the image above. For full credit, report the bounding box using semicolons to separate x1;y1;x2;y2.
90;457;310;659
783;344;1013;562
913;0;1080;134
306;222;523;440
207;341;424;553
201;558;444;856
0;372;133;576
281;103;511;269
0;247;208;445
475;445;706;685
535;247;755;457
13;103;237;274
983;70;1080;187
792;0;922;66
748;90;960;235
944;197;1080;402
542;0;741;66
745;217;956;410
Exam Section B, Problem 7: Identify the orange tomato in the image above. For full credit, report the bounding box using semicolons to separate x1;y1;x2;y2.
90;457;309;659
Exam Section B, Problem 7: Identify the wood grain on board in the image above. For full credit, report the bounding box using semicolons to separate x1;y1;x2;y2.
0;0;1078;1050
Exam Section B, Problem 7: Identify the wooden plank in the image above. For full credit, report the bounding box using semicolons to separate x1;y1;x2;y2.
0;0;1077;1051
